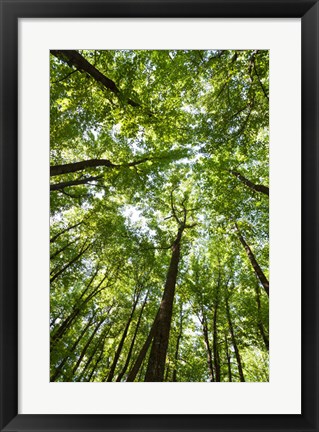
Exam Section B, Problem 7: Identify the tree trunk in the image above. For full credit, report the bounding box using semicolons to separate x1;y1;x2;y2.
235;224;269;296
86;334;108;381
225;295;245;382
51;307;81;350
50;273;109;350
202;318;215;382
144;227;184;382
70;317;106;379
172;304;184;382
137;360;147;381
116;292;148;382
106;294;139;381
212;301;221;382
78;328;110;381
77;267;101;302
172;336;181;382
164;364;170;382
255;283;269;351
224;333;232;382
172;321;183;382
125;309;160;382
230;170;269;196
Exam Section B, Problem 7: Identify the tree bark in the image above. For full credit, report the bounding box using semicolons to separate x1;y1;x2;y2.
225;295;245;382
51;50;140;108
235;224;269;296
144;226;184;381
51;159;114;177
230;170;269;196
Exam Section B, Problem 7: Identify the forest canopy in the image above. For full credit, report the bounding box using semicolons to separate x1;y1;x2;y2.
50;49;269;382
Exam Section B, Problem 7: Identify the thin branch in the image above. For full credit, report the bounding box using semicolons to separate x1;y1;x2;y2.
230;170;269;196
50;175;103;191
50;221;83;243
185;222;197;229
50;156;157;177
60;189;87;199
253;57;269;101
50;242;91;284
51;69;79;84
139;243;174;252
170;189;181;225
50;237;79;260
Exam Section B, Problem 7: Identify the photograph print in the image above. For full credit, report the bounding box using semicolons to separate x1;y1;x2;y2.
50;49;269;382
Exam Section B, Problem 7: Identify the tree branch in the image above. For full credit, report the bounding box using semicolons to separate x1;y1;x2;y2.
252;54;269;101
51;50;140;108
50;160;115;177
50;175;103;191
51;69;79;84
170;190;181;225
230;170;269;196
50;221;83;243
50;242;91;284
50;156;154;178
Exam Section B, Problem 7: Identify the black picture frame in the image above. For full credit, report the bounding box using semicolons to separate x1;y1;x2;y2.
0;1;318;431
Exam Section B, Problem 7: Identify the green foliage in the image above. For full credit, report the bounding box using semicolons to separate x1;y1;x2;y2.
50;49;269;382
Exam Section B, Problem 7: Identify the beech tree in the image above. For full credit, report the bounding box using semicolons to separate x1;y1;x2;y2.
50;49;269;382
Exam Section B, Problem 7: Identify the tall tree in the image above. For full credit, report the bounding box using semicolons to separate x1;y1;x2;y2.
235;224;269;296
225;288;245;382
144;193;196;381
106;288;141;381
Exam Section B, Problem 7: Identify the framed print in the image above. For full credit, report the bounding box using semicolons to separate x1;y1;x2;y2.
0;1;318;431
